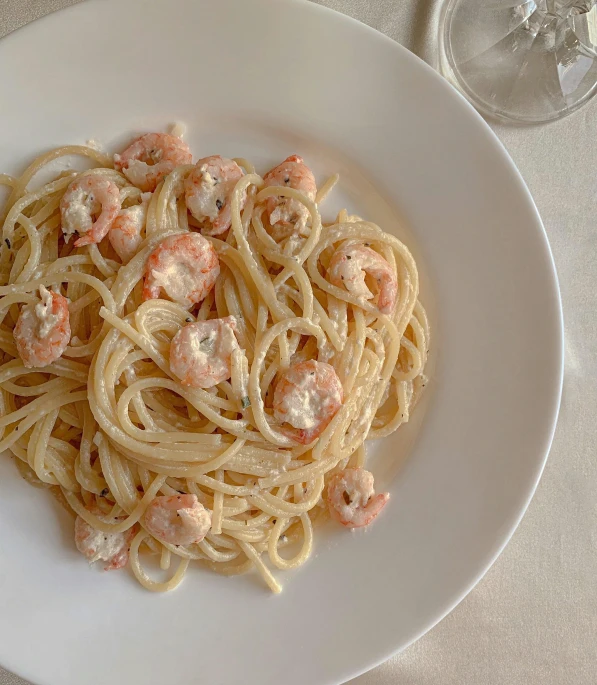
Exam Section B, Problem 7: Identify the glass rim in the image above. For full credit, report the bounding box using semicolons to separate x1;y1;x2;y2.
438;0;597;124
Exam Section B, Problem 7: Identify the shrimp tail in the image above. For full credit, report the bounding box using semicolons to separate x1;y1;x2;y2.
342;493;389;528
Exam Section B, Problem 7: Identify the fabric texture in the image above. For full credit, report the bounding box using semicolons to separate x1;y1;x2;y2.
1;1;595;684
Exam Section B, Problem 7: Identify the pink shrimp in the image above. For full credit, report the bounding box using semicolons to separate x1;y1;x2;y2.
108;192;151;262
263;155;316;235
273;359;343;445
327;468;389;528
327;243;398;315
114;133;192;192
74;515;136;571
184;156;246;236
14;285;71;368
143;494;211;546
142;232;220;307
60;175;121;247
170;317;239;389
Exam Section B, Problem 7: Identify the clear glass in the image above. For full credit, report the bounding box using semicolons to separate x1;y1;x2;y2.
439;0;597;123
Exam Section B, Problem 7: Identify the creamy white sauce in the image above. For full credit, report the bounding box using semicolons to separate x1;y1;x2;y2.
188;319;238;375
146;498;211;545
187;164;221;221
270;197;310;233
150;261;202;307
202;168;216;187
170;317;240;388
119;148;163;187
334;470;375;522
61;186;99;240
274;369;342;430
86;530;126;564
109;194;150;262
329;248;383;300
34;285;60;339
123;203;146;227
179;506;211;535
282;234;305;257
317;339;336;363
75;519;127;565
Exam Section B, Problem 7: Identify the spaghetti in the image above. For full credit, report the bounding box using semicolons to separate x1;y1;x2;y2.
0;133;429;593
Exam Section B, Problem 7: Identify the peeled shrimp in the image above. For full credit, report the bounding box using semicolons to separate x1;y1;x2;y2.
114;133;192;192
60;175;121;247
184;156;246;235
108;192;151;262
74;515;136;571
142;232;220;307
263;155;316;235
327;243;398;315
273;359;343;445
14;285;71;368
170;317;239;389
143;494;211;546
327;468;389;528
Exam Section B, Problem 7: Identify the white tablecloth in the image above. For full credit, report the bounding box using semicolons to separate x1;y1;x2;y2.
1;1;595;684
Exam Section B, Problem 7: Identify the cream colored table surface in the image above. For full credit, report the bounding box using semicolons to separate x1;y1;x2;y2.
1;1;595;684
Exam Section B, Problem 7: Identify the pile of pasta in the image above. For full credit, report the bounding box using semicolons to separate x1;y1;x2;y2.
0;137;428;592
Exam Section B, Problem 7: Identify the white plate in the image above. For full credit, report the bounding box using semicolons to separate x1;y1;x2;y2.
0;1;563;684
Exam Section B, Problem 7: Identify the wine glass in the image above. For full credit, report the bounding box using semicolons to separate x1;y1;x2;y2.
439;0;597;123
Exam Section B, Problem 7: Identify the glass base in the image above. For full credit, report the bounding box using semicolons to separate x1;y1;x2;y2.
439;0;597;124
